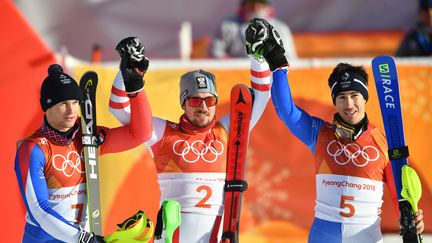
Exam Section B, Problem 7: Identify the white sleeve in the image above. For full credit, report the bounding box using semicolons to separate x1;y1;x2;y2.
249;57;271;130
108;74;166;154
218;58;271;132
144;117;166;156
108;72;131;125
219;115;229;133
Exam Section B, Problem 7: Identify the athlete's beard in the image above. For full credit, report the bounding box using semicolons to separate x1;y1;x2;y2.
192;110;212;127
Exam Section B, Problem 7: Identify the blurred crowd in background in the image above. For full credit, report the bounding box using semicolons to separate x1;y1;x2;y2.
14;0;432;62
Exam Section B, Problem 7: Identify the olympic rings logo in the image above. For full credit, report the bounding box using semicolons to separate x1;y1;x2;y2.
172;139;224;163
326;140;380;167
52;151;84;177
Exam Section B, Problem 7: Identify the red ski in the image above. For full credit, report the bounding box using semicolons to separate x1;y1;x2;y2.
221;84;253;243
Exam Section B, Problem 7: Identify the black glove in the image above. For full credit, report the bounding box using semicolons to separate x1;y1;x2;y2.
245;18;288;71
78;229;105;243
115;37;149;94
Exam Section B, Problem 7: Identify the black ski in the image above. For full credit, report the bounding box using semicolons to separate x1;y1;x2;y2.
79;71;102;234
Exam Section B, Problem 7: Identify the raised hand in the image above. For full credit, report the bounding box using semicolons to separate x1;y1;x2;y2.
245;18;288;71
245;18;270;58
115;37;149;94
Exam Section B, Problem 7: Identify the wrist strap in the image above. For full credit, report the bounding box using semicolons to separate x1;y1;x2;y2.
265;47;288;71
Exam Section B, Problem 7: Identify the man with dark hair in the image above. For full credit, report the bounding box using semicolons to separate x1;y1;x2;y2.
14;62;152;242
109;37;271;242
245;18;425;242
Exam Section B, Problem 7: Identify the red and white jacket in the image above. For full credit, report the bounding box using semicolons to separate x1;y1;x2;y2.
109;58;271;216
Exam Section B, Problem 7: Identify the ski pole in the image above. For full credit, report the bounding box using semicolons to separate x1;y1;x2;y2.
400;165;423;243
154;200;181;243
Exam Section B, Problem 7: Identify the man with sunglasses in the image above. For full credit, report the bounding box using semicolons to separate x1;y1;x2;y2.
109;37;271;242
244;18;425;242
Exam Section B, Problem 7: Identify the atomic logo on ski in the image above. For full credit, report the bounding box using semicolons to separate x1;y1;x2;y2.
235;89;247;105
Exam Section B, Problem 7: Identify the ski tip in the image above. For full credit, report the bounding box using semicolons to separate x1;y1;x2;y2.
80;71;98;80
371;55;398;78
371;55;395;65
231;84;251;94
231;83;253;106
232;83;249;89
79;71;99;88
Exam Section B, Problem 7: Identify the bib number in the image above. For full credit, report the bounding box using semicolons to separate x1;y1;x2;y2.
72;203;84;224
195;185;212;208
339;195;355;217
